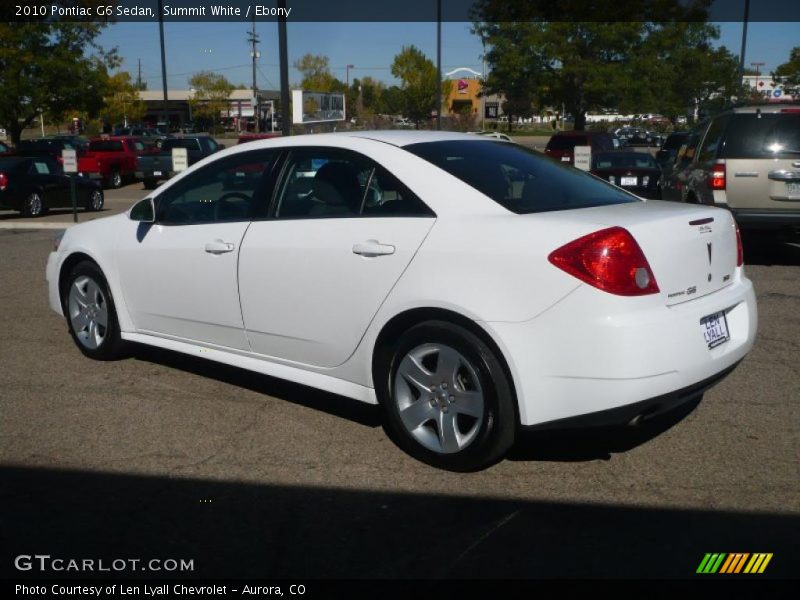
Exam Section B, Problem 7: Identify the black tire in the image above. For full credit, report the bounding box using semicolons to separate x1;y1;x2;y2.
143;178;157;190
376;320;516;471
63;260;127;361
21;190;46;217
85;189;104;212
108;169;122;189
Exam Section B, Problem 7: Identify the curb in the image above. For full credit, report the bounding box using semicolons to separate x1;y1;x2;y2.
0;222;74;230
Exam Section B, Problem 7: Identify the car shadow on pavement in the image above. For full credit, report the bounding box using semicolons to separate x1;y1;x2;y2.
2;465;797;579
742;232;800;267
129;344;383;428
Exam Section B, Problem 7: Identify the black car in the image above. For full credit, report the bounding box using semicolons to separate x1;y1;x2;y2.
0;156;104;217
591;151;662;199
49;134;91;154
655;131;689;169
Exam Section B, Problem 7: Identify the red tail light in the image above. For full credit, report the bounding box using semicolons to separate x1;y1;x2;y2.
734;222;743;267
709;162;726;190
0;172;7;191
548;227;660;296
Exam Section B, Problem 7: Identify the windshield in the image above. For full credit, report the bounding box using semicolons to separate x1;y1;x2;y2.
405;140;638;214
546;135;587;150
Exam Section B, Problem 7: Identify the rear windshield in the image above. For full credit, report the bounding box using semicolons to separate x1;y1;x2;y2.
721;113;800;159
546;135;587;150
163;138;200;151
594;153;658;169
89;140;123;152
405;140;638;214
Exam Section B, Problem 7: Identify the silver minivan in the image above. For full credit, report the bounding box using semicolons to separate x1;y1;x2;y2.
661;105;800;232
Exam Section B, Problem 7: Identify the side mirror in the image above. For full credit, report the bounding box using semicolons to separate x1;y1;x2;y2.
217;143;226;150
130;197;155;223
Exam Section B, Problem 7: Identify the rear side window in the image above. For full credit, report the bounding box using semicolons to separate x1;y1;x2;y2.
697;116;731;165
721;113;800;159
405;140;638;214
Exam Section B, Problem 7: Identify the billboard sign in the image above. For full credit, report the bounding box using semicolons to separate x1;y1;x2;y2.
292;90;346;124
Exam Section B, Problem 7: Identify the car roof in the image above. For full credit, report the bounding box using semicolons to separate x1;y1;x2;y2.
339;130;489;147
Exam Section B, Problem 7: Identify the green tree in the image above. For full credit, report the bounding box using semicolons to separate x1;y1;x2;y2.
636;22;744;123
391;45;450;128
377;86;405;116
294;54;341;92
188;71;234;135
772;47;800;97
472;23;541;131
0;15;117;144
100;72;146;127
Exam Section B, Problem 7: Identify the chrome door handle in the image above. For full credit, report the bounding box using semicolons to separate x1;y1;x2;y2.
204;239;235;254
352;240;395;257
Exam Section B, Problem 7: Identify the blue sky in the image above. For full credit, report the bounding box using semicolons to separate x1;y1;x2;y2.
96;21;799;92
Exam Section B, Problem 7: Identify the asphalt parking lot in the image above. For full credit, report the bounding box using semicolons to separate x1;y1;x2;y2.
1;189;798;579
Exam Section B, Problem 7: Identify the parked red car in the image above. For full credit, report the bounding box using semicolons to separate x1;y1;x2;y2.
237;133;281;144
544;131;621;165
77;136;147;188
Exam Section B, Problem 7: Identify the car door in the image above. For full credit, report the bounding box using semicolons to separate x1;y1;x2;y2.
115;149;278;350
238;147;436;368
29;158;68;207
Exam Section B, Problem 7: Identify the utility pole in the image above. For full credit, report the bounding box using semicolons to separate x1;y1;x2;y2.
278;0;290;136
436;0;442;130
248;15;260;132
739;0;750;77
751;61;765;99
136;59;143;90
157;0;169;131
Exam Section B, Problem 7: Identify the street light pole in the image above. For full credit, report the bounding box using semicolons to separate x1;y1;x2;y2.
739;0;750;76
278;0;290;136
436;0;442;130
157;0;169;131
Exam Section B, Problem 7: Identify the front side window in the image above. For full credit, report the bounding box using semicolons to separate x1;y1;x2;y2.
275;149;432;219
155;150;276;225
406;140;637;214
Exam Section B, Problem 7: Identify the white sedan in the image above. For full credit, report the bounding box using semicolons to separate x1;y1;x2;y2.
46;131;757;471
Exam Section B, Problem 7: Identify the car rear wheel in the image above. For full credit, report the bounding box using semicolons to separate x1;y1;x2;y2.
378;320;516;471
86;189;104;211
108;170;122;189
21;191;45;217
143;178;157;190
64;261;126;360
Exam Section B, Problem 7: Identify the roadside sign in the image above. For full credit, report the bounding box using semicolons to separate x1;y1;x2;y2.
574;146;591;171
172;147;188;172
0;128;7;141
292;90;346;124
62;149;78;173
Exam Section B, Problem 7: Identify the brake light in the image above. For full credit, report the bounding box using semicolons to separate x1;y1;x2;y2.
0;172;7;191
709;162;726;190
734;222;743;267
548;227;660;296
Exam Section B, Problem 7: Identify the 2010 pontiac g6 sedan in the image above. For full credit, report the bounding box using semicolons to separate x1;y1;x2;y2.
46;131;757;471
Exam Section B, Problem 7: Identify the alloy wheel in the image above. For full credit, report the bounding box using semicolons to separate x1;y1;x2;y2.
68;275;108;350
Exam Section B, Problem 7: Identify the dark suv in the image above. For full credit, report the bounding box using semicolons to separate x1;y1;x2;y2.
544;131;620;165
660;105;800;232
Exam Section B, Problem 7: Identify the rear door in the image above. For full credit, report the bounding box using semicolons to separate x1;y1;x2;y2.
238;147;435;368
721;111;800;210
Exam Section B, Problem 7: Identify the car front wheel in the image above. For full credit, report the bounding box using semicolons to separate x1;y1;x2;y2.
378;320;516;471
64;261;126;360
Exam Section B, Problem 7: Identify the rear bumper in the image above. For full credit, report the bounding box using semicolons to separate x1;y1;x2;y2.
485;275;757;426
135;171;172;180
522;360;739;431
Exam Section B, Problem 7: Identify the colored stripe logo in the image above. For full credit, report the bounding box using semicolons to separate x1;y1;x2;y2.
697;553;773;574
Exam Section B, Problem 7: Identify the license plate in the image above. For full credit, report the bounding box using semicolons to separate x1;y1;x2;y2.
701;310;730;349
621;176;637;186
787;182;800;198
153;170;162;176
561;156;571;162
